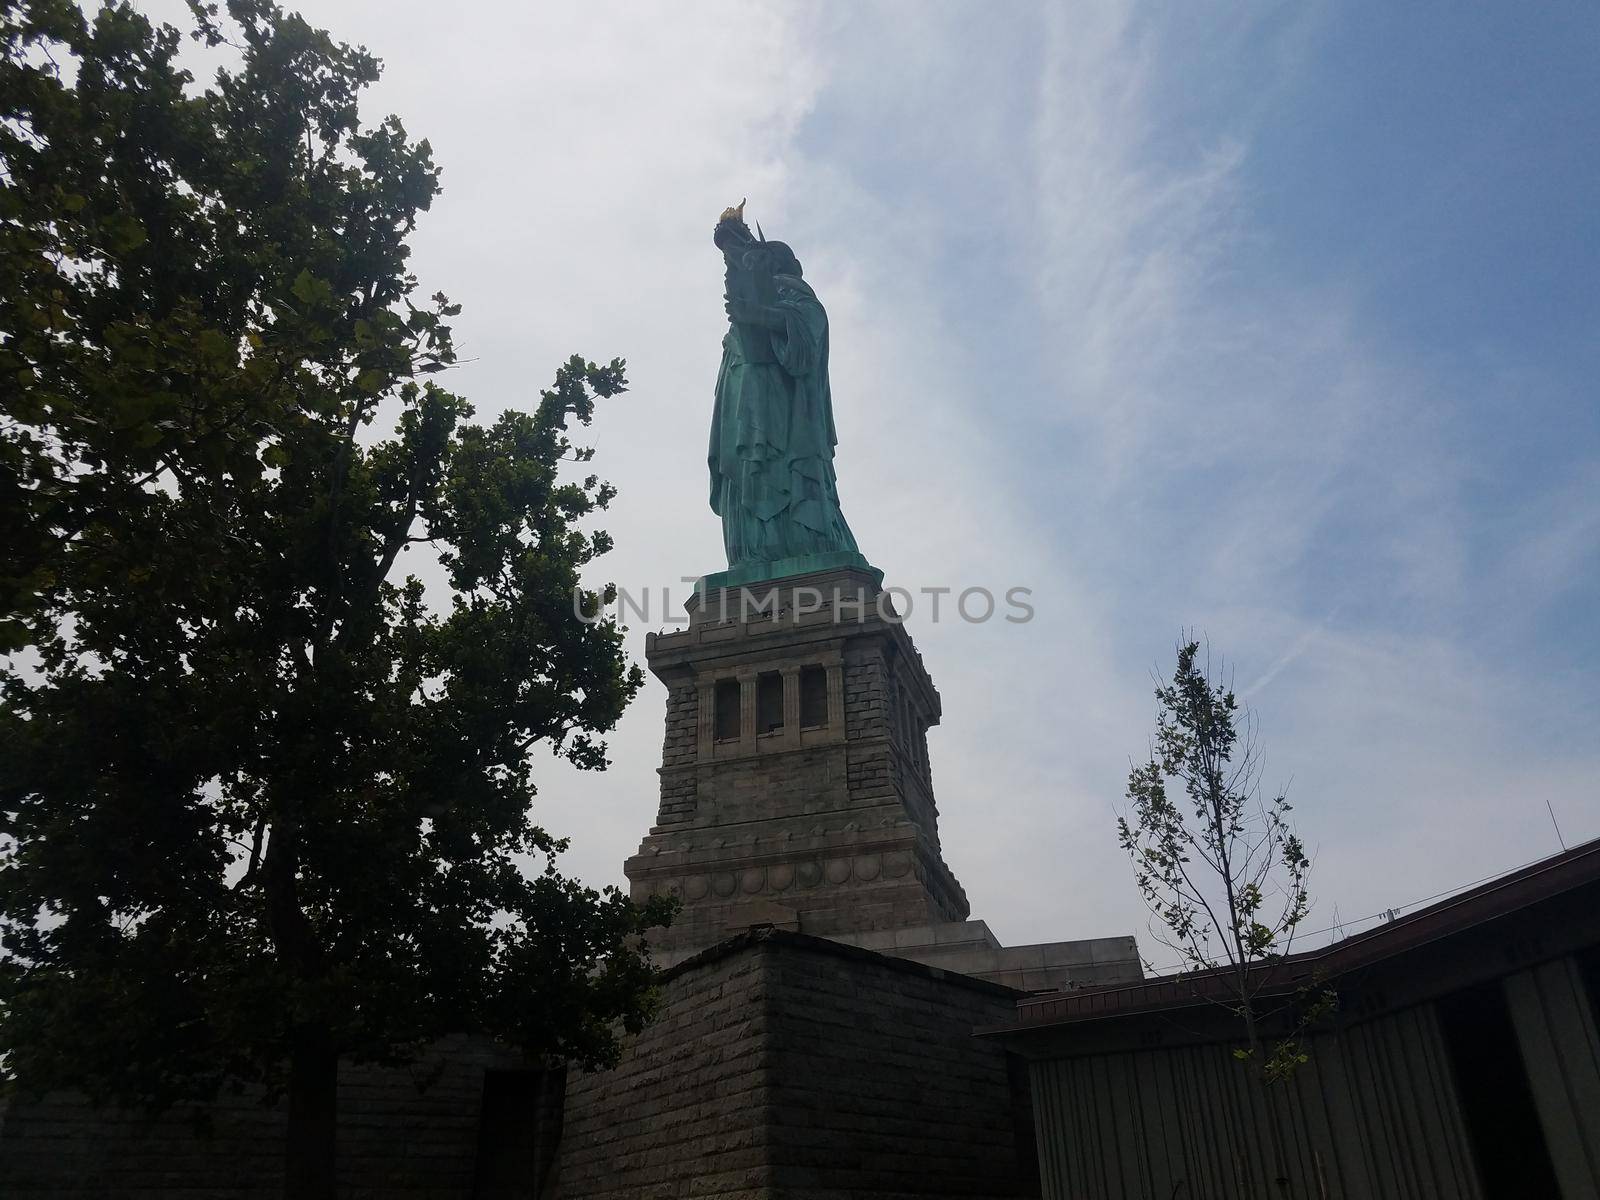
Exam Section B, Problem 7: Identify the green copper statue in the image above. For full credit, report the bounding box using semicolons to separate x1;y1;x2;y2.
706;202;870;585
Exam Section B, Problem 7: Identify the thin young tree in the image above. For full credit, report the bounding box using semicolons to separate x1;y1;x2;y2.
1119;639;1319;1151
0;3;670;1196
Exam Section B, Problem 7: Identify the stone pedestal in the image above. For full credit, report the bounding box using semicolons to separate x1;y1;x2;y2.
626;566;970;961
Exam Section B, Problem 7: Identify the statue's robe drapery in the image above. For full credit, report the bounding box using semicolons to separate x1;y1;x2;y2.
708;273;860;566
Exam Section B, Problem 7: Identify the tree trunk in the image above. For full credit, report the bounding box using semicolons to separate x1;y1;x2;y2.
285;1027;339;1200
1241;1000;1294;1200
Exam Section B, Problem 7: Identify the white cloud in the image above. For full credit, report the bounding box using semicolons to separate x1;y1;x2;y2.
146;0;1598;954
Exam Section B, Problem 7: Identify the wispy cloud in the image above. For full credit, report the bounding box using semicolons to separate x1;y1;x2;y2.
145;0;1599;950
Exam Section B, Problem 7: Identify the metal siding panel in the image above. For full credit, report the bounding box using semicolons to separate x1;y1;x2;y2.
1075;1057;1105;1198
1299;1051;1350;1200
1026;998;1508;1200
1379;1011;1432;1200
1284;1049;1336;1197
1397;1005;1457;1193
1229;1050;1270;1197
1061;1061;1082;1199
1084;1056;1112;1197
1167;1045;1206;1194
1054;1060;1078;1199
1197;1046;1234;1197
1314;1029;1383;1200
1115;1050;1151;1198
1091;1057;1116;1197
1062;1060;1085;1199
1208;1043;1257;1195
1031;1063;1064;1200
1102;1053;1140;1198
1541;958;1600;1195
1239;1049;1282;1198
1197;1046;1230;1191
1505;960;1600;1200
1380;1014;1432;1199
1137;1044;1184;1199
1347;1021;1408;1197
1411;1002;1486;1199
1165;1046;1199;1194
1113;1056;1152;1196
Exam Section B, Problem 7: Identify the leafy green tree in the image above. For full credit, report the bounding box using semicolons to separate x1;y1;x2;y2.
1119;639;1323;1194
0;2;670;1195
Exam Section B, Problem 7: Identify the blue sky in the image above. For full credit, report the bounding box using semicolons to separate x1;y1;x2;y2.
177;0;1599;957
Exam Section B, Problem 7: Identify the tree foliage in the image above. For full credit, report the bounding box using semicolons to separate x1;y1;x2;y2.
1118;639;1320;1082
0;0;670;1164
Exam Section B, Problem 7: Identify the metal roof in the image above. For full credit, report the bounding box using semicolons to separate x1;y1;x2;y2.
1000;834;1600;1033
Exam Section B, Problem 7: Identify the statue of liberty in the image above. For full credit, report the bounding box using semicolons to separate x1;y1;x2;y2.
707;202;868;584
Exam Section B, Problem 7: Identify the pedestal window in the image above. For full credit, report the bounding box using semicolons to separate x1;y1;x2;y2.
756;672;785;735
800;665;829;728
714;678;741;742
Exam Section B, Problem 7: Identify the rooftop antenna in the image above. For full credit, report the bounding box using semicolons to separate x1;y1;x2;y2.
1544;796;1567;851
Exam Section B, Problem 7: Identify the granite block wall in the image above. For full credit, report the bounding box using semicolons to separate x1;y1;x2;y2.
555;943;771;1199
630;568;972;963
555;927;1040;1199
759;935;1039;1200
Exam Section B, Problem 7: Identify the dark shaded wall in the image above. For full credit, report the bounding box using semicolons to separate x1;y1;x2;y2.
1028;1003;1483;1199
1011;880;1600;1200
0;1035;527;1199
760;934;1039;1200
555;941;770;1197
555;927;1040;1200
1;930;1042;1199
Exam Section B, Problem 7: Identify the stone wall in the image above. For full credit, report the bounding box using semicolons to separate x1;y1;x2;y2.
2;931;1046;1199
831;920;1144;993
628;568;973;960
760;934;1040;1200
657;679;701;824
555;927;1041;1199
0;1035;529;1199
555;942;770;1199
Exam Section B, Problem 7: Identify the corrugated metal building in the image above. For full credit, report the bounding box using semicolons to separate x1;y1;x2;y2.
988;838;1600;1199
